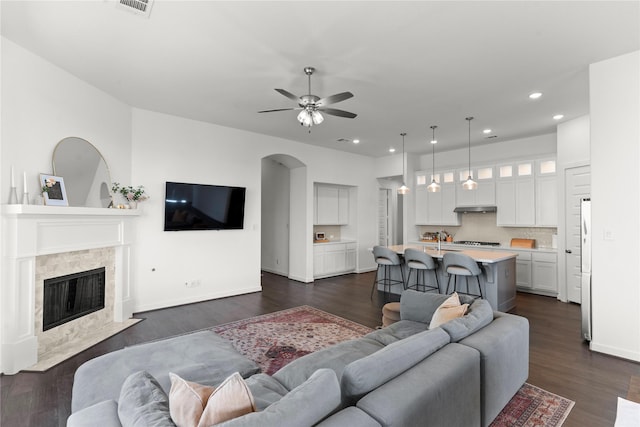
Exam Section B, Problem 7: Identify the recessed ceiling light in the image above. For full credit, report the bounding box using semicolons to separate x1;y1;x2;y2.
353;139;360;144
529;92;542;99
430;139;437;144
483;129;492;134
389;148;396;153
553;114;564;120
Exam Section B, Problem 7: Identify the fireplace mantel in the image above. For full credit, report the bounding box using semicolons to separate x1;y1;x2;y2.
1;205;139;374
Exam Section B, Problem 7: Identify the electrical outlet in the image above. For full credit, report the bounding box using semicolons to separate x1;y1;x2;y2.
184;280;201;288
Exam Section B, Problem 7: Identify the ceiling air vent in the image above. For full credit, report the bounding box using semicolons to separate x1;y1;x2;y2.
117;0;154;18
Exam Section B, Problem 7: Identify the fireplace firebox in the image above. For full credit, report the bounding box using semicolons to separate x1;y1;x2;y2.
43;267;106;331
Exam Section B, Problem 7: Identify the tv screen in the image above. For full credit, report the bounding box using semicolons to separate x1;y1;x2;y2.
164;182;246;231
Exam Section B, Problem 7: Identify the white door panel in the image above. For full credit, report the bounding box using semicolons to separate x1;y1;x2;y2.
565;165;590;303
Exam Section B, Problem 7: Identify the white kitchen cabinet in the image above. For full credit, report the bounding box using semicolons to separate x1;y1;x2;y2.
415;171;460;226
515;251;532;289
313;242;357;278
315;185;349;225
455;166;495;207
531;252;558;295
496;162;535;226
535;159;558;227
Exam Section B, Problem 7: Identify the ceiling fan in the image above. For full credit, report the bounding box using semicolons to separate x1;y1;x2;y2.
258;66;357;129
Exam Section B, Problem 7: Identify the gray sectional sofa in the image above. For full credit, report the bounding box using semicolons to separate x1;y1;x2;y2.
67;291;529;427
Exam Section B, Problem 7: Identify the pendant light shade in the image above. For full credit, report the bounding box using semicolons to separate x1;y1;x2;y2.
398;132;409;194
462;117;477;190
427;125;441;193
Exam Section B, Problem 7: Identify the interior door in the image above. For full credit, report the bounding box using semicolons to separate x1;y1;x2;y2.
565;165;591;303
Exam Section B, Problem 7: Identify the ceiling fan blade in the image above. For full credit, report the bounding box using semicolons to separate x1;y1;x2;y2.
317;91;354;106
258;108;298;113
274;89;300;102
318;108;357;119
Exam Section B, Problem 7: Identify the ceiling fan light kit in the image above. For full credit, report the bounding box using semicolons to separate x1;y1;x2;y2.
463;116;478;191
258;66;357;130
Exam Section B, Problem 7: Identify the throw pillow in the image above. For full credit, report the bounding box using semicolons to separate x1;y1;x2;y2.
198;372;256;427
168;373;216;426
117;371;174;427
429;292;469;329
167;372;256;427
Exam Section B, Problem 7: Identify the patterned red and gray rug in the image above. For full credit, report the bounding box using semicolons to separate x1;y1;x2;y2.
212;305;574;427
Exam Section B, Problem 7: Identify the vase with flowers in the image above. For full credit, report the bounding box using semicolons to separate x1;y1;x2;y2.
111;182;149;209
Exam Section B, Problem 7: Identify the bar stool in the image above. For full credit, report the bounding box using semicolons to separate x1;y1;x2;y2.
370;246;405;301
443;252;483;299
403;248;440;293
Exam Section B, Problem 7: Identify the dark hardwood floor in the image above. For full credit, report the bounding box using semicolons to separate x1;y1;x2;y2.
1;271;638;426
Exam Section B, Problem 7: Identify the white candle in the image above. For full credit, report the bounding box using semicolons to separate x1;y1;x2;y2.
23;172;27;193
10;166;15;187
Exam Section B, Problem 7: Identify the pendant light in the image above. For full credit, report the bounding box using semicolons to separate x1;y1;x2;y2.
462;117;478;190
427;125;441;193
398;132;409;194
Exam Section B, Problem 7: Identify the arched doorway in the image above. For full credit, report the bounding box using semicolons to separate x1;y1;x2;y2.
261;154;307;279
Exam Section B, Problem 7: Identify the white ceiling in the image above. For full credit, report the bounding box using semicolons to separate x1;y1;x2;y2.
2;1;639;157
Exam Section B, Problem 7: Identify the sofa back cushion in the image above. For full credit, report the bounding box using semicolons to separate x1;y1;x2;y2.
215;369;341;427
340;328;450;401
440;298;493;342
400;290;451;323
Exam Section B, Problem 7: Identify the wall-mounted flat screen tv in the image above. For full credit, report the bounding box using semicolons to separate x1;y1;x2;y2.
164;181;246;231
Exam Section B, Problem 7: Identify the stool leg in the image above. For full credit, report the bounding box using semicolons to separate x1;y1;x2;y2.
406;268;413;291
434;271;440;293
476;276;483;299
370;265;380;300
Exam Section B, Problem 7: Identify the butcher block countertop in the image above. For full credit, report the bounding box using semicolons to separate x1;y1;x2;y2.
386;244;518;264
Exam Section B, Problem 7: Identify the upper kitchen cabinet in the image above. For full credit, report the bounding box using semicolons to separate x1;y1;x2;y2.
496;161;535;226
455;166;496;207
415;171;460;226
314;184;349;225
535;159;558;227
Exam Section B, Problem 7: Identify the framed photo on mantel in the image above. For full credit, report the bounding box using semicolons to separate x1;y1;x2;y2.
40;174;68;206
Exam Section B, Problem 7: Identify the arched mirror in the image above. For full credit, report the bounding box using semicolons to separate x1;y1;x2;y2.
52;137;112;208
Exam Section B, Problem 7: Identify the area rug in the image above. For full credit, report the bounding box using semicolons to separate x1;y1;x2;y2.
212;306;372;375
213;306;574;426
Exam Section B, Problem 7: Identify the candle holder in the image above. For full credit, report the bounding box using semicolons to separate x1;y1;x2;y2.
21;191;30;205
8;186;19;204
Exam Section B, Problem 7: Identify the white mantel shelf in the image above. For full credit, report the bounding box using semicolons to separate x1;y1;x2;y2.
1;203;139;374
2;204;141;217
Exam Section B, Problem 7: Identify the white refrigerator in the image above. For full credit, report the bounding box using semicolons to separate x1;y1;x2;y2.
580;198;592;341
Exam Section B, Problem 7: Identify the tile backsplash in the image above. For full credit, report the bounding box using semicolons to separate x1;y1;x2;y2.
417;213;557;248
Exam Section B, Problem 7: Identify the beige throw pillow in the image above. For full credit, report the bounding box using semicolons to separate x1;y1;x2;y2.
429;292;469;329
168;372;256;427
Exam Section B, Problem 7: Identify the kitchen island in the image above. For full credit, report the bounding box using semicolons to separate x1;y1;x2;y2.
376;245;518;312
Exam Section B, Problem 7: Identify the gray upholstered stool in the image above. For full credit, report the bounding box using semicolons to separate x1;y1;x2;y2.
443;252;483;299
404;248;440;293
370;246;405;301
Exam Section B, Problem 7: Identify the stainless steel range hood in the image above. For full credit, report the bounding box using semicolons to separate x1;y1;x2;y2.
453;206;497;213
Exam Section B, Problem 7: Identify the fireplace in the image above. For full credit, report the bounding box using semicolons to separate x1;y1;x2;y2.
43;267;106;331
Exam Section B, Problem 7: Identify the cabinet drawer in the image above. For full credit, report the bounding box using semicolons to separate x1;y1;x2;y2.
325;243;347;252
515;251;532;261
346;242;357;251
533;252;556;263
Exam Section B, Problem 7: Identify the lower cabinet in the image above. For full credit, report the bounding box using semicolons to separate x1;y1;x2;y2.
314;242;357;278
515;250;557;296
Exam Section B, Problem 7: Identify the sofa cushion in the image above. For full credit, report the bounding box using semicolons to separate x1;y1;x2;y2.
364;319;428;346
272;337;384;391
439;298;493;342
400;290;452;323
429;292;469;329
72;331;260;413
215;369;342;427
67;400;121;427
244;374;290;410
341;328;450;401
315;407;383;427
117;371;175;427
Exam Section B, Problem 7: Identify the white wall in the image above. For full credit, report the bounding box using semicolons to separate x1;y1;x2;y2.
130;109;379;312
589;50;640;362
556;115;590;301
0;38;132;202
